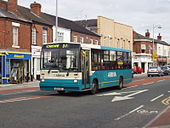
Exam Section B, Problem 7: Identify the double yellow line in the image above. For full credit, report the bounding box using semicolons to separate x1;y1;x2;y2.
162;96;170;105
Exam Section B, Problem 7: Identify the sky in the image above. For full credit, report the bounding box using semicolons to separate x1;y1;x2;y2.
17;0;170;43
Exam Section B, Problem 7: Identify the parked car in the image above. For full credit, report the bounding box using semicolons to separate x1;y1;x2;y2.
166;65;170;69
147;66;164;77
161;66;170;75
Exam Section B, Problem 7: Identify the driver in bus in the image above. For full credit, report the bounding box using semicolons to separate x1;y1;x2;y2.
49;57;55;63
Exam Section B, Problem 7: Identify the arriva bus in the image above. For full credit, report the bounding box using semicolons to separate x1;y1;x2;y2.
39;42;132;94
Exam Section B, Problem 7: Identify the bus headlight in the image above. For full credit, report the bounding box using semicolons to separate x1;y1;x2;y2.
41;79;45;82
74;80;78;83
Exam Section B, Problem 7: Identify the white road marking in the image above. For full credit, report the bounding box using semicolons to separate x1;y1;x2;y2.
97;90;145;97
97;89;148;102
137;109;158;115
112;89;148;102
114;105;144;120
150;94;164;102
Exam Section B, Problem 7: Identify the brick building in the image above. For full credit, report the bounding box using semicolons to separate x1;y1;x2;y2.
75;16;133;51
42;14;101;45
0;0;100;82
133;30;170;73
0;0;53;84
27;7;100;80
0;0;32;84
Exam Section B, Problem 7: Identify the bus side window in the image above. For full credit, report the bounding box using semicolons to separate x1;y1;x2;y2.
91;49;101;71
110;51;117;70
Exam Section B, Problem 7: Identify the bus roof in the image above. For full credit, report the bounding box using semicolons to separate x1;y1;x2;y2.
43;42;131;52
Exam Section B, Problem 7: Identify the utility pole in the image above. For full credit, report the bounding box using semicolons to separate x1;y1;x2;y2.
152;24;162;66
55;0;58;42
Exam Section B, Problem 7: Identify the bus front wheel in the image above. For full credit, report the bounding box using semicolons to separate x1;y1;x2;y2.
118;77;123;89
90;80;98;95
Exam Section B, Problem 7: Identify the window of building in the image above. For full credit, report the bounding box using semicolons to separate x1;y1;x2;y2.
73;36;78;42
90;39;93;44
128;41;131;50
12;26;19;46
32;27;37;45
80;37;84;43
94;40;99;45
42;29;48;44
57;32;64;42
141;44;146;53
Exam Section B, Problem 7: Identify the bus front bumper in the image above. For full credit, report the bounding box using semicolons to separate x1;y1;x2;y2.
39;79;84;92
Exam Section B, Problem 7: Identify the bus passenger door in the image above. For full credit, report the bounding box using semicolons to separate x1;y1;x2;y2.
81;50;90;87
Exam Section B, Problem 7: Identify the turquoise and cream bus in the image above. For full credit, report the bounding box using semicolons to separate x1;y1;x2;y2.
39;42;132;94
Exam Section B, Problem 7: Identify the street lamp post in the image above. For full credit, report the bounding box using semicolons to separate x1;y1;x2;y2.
152;24;161;66
55;0;58;42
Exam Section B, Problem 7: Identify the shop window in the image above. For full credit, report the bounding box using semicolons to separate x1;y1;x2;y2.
37;58;40;71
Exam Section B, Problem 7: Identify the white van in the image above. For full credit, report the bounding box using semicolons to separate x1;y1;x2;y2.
147;66;164;77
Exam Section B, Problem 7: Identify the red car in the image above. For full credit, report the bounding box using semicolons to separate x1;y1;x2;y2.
161;66;170;75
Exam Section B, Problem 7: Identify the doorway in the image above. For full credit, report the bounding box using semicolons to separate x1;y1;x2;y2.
141;62;145;73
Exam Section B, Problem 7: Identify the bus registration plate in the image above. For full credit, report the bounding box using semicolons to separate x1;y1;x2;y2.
54;88;64;91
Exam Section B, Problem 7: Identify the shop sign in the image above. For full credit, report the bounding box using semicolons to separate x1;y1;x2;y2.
14;55;24;58
7;53;31;59
32;46;41;57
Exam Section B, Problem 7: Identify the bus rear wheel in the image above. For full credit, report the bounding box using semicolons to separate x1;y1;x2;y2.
118;77;123;89
90;80;98;95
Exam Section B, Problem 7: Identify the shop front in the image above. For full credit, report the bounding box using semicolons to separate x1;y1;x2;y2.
133;53;152;73
31;46;41;80
0;51;31;84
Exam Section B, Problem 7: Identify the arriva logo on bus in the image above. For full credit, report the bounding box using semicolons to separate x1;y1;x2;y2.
108;72;117;77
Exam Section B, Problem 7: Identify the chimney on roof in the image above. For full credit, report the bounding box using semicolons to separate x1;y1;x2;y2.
30;1;41;16
145;29;150;38
8;0;18;13
157;33;162;40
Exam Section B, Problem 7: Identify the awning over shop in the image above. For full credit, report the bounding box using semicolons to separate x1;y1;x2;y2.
0;51;32;59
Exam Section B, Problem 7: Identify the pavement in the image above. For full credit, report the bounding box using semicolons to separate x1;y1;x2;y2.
0;80;39;91
0;73;169;128
146;105;170;128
